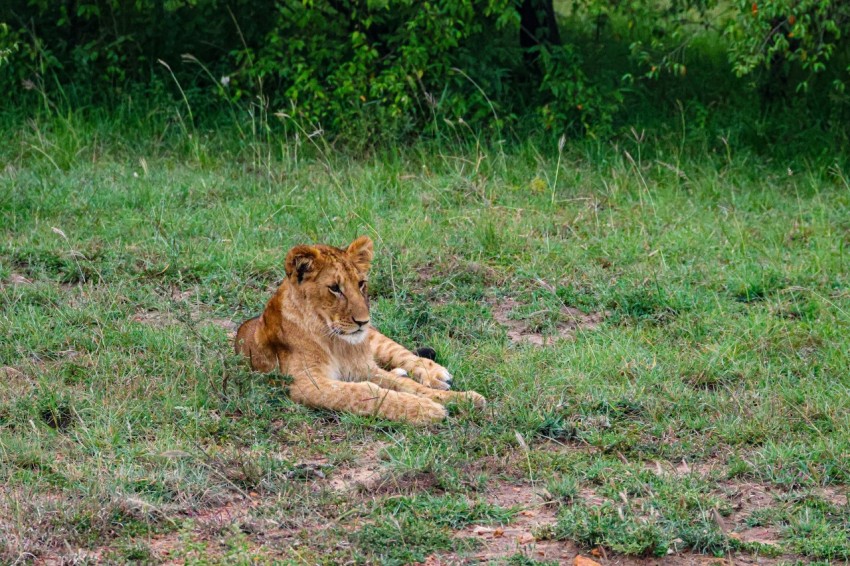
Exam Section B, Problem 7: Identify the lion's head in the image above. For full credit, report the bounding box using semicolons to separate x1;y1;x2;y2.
284;236;373;344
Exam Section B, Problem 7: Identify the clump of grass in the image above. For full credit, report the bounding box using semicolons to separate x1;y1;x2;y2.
544;476;579;504
536;410;578;441
553;499;729;557
727;269;786;303
551;468;736;556
605;281;695;325
554;502;671;556
378;494;516;529
354;494;514;563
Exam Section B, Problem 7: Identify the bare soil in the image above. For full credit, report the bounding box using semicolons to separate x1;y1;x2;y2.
489;297;605;346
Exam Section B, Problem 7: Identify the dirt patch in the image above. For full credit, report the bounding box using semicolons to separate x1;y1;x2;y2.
818;485;848;507
645;458;724;479
209;318;239;333
5;273;33;286
723;481;776;526
130;309;238;341
490;297;605;346
128;286;239;339
328;443;389;493
367;470;442;496
130;309;177;327
410;258;506;305
438;476;796;564
416;259;504;288
1;365;29;383
454;481;575;563
146;497;261;564
730;526;781;547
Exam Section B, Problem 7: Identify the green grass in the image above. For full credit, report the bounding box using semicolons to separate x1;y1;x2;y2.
1;109;850;563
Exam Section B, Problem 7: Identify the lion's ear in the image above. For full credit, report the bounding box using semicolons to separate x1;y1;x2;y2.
347;236;373;273
285;245;321;284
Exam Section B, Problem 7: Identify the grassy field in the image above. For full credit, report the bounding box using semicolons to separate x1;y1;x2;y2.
1;114;849;564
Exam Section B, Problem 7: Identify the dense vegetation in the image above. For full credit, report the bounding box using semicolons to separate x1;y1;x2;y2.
2;0;849;141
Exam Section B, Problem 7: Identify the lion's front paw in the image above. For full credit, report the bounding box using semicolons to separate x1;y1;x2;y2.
461;390;487;408
410;361;453;390
407;399;448;425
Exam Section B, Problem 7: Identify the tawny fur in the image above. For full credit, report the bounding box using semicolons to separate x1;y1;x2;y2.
235;236;486;425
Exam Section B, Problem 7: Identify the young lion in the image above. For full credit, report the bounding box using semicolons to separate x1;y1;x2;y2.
235;236;486;424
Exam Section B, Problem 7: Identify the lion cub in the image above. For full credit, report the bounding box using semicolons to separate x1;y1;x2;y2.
235;236;485;424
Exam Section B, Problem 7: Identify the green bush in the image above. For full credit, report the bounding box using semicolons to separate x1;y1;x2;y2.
726;0;850;95
240;0;520;138
2;0;848;141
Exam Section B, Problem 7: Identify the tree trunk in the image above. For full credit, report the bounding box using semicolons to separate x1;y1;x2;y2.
519;0;561;62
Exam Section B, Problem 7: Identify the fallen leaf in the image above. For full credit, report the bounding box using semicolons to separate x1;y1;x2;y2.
519;510;536;517
574;556;602;566
518;533;535;545
493;528;505;538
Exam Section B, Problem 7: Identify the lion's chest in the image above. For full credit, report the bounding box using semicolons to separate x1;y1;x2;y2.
328;346;373;382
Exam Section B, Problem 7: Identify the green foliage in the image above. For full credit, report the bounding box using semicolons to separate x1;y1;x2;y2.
3;0;621;137
3;0;850;140
0;23;18;67
244;0;517;137
725;0;850;94
1;0;273;116
573;0;849;99
379;493;515;529
537;43;622;134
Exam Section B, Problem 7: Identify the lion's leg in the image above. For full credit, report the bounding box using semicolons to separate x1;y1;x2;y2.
287;363;447;425
369;330;453;390
235;317;277;372
366;368;485;408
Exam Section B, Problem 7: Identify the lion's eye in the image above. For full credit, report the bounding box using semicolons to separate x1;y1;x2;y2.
329;284;342;295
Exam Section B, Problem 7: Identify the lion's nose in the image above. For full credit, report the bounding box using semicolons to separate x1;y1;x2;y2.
353;317;370;328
